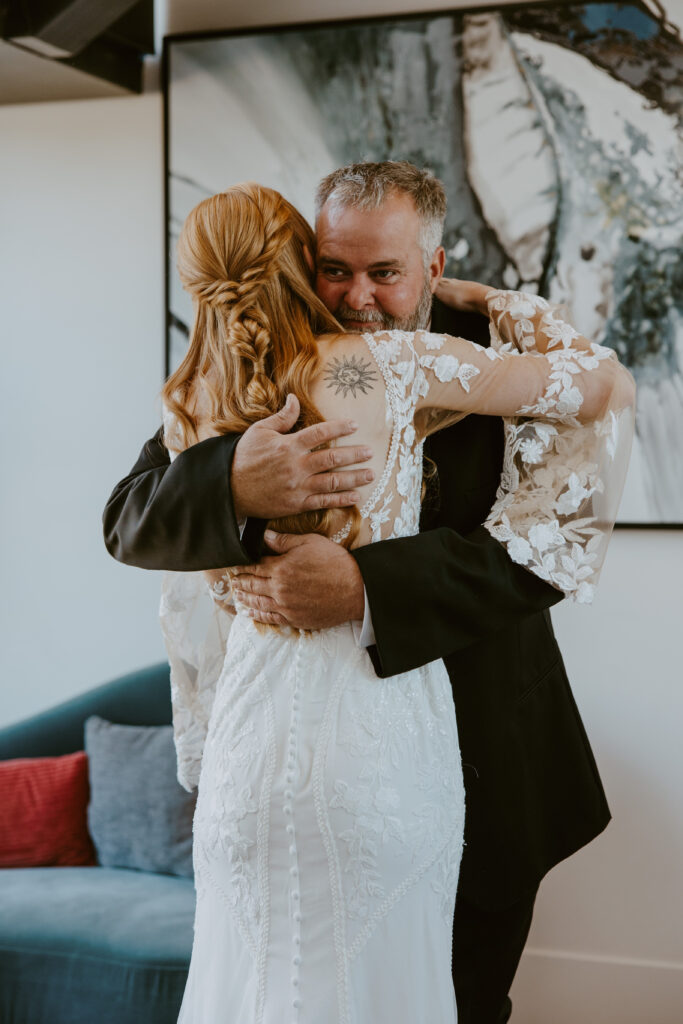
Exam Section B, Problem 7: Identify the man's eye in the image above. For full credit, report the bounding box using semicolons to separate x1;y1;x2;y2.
373;270;398;280
321;267;346;278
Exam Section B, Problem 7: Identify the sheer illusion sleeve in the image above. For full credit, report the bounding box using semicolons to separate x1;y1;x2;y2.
158;404;234;791
380;289;636;602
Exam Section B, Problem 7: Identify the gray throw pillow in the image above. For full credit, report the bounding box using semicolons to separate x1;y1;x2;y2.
85;715;196;878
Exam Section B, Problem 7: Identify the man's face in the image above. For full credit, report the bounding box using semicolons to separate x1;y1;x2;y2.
315;192;445;333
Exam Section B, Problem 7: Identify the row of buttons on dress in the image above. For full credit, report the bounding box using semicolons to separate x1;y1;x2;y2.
284;647;303;1017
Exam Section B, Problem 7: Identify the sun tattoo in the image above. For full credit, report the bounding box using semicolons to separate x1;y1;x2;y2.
324;354;378;399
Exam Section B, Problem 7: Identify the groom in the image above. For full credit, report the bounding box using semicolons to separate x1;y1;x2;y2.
104;161;610;1024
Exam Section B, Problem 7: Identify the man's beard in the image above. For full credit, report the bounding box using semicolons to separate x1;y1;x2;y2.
335;277;433;333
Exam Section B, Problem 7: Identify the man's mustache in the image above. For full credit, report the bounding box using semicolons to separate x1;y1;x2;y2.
334;303;391;325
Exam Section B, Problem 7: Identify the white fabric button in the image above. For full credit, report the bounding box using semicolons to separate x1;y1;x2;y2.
286;824;294;835
284;789;293;800
293;911;301;922
292;890;300;901
293;955;301;966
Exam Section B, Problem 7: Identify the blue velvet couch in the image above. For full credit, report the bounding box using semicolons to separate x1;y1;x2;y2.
0;663;194;1024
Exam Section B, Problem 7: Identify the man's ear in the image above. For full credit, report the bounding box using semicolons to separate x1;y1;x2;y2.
303;244;315;276
428;246;446;293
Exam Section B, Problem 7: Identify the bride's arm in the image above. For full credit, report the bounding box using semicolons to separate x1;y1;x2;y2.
161;406;240;612
407;287;636;603
411;288;635;425
202;568;238;617
436;277;595;354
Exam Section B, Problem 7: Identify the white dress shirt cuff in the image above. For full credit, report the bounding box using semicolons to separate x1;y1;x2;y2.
352;586;377;648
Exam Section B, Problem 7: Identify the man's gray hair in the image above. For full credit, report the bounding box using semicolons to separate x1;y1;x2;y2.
315;161;447;266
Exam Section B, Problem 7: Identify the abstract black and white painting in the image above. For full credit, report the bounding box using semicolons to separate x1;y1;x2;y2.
165;3;683;524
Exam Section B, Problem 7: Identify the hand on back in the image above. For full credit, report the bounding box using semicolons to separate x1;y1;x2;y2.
231;394;375;521
231;531;366;629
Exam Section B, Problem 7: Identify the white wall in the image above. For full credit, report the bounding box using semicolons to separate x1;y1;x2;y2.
0;93;167;725
2;1;682;1020
512;529;683;1021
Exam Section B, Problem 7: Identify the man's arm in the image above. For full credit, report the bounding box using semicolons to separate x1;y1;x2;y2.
230;518;562;669
352;526;562;678
102;396;374;572
103;428;254;570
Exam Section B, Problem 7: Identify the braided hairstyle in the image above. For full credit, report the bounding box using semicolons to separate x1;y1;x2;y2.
162;183;359;548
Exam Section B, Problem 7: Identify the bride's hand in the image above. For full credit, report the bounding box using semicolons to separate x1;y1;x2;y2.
435;277;492;316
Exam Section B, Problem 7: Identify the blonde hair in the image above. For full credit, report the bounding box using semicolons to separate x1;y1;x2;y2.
162;182;359;549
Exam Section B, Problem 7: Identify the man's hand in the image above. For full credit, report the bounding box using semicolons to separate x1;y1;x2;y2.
231;394;374;520
230;530;365;630
435;277;492;316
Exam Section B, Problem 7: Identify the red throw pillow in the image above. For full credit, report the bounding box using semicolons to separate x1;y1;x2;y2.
0;750;96;867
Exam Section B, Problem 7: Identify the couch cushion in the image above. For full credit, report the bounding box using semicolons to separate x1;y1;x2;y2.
0;866;195;1024
0;751;96;868
85;715;196;878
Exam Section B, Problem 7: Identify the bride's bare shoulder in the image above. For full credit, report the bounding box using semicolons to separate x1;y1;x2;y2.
316;331;368;355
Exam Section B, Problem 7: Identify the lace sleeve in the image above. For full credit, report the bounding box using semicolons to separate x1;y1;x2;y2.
483;290;635;602
401;289;636;602
159;403;234;791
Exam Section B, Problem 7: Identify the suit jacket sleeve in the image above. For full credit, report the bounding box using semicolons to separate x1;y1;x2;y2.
102;428;266;571
352;525;563;678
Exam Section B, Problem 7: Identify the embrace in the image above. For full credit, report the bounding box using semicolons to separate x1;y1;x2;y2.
104;161;635;1024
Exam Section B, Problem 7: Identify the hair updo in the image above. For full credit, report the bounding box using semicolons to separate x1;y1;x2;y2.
161;182;359;551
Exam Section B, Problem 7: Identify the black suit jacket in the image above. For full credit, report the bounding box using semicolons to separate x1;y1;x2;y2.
103;299;610;909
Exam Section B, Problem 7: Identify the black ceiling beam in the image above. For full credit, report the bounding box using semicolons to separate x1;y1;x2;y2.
1;0;154;96
56;31;142;92
5;0;143;58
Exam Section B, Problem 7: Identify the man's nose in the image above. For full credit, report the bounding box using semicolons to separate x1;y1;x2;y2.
344;275;376;310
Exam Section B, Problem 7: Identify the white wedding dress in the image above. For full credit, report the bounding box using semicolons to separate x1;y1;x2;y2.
160;290;635;1024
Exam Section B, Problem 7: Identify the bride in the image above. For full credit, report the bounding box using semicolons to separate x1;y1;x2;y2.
159;183;635;1024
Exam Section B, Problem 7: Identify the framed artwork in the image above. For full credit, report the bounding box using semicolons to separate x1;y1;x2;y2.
163;2;683;526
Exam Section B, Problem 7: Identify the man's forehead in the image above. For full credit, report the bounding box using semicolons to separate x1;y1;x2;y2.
316;244;407;269
316;194;421;261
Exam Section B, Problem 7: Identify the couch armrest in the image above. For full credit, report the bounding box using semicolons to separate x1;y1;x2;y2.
0;663;172;760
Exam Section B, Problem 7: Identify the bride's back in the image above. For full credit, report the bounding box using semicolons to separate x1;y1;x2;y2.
185;327;425;551
310;331;429;549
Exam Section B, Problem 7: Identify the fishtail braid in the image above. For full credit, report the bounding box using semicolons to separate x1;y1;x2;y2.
208;198;297;417
226;306;279;418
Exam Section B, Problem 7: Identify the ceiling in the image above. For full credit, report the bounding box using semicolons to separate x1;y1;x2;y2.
0;0;155;105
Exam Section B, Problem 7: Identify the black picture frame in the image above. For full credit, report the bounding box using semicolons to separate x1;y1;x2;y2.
162;2;683;528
